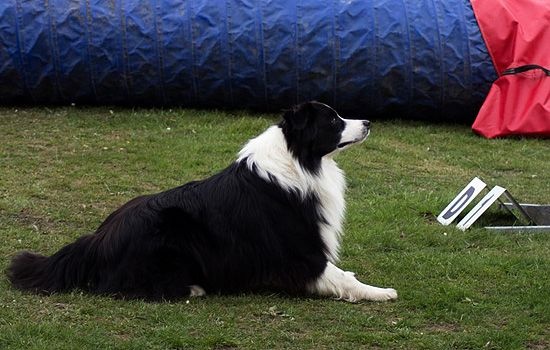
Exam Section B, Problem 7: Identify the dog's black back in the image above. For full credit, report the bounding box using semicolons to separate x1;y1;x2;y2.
8;161;329;300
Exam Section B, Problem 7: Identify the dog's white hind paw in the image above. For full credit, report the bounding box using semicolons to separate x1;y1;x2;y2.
189;285;206;297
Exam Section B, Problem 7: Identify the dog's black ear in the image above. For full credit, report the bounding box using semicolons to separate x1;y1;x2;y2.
283;102;316;130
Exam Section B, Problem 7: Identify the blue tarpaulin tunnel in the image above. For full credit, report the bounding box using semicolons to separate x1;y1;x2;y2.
0;0;496;121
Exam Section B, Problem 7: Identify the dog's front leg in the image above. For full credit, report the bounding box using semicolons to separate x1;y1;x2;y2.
307;262;397;302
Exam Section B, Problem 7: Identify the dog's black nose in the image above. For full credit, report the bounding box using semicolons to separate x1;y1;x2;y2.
363;120;371;128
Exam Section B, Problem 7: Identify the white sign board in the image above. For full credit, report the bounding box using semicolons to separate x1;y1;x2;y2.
437;177;487;226
456;186;507;231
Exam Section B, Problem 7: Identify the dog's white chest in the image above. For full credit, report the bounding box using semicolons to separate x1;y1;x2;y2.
313;159;346;262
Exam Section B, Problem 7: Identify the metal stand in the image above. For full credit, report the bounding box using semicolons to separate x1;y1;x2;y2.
437;177;550;233
487;203;550;233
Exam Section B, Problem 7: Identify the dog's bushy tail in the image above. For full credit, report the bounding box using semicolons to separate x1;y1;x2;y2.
6;235;96;295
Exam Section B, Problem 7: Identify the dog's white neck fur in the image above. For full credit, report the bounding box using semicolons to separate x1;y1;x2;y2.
237;125;346;262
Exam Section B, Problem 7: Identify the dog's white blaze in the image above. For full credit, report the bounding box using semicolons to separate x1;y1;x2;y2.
340;119;368;145
237;126;346;262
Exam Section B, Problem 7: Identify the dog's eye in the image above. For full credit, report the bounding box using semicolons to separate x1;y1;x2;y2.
331;117;337;125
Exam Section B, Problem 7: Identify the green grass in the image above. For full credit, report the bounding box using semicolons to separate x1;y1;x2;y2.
1;106;549;349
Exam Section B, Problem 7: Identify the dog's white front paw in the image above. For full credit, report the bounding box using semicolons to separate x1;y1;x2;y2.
309;263;398;303
358;286;398;302
372;288;398;301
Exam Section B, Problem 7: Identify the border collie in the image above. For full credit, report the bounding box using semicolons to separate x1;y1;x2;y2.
7;101;397;302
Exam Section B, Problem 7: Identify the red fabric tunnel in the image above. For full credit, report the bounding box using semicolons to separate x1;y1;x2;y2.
471;0;550;138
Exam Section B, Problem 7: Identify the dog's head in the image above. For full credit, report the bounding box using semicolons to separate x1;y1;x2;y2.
280;101;370;171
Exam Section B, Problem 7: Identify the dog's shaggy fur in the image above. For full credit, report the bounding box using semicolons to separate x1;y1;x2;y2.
7;101;397;302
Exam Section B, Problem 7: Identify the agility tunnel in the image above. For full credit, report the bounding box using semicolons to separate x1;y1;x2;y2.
0;0;498;121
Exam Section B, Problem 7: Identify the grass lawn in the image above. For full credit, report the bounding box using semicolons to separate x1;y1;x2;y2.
1;106;549;349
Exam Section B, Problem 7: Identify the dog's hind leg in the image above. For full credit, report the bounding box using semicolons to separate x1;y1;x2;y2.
307;262;397;302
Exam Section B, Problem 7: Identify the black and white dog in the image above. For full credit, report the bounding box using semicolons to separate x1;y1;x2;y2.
7;101;397;302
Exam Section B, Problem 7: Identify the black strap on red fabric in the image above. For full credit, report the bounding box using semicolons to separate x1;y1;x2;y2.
502;64;550;76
